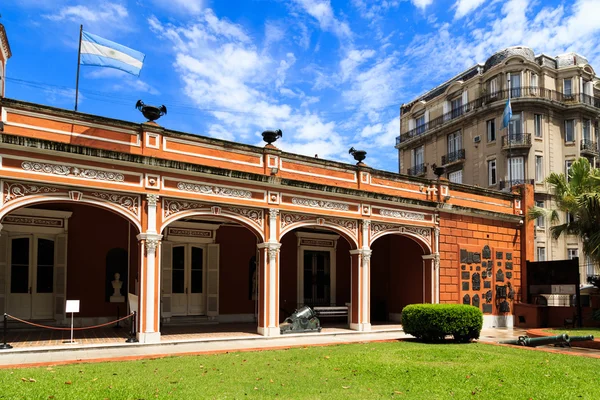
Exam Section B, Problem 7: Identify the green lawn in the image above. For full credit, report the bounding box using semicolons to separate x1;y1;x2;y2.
1;341;599;399
544;328;600;338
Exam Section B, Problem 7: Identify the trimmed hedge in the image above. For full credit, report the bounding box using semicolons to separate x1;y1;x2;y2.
401;304;483;342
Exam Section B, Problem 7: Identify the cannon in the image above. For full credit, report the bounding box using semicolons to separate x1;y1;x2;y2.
280;306;321;334
500;334;570;347
569;335;594;343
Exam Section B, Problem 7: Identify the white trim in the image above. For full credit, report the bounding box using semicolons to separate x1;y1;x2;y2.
166;178;267;203
279;220;359;248
145;132;160;149
163;137;264;168
296;232;339;308
287;194;360;213
279;158;358;183
11;208;73;219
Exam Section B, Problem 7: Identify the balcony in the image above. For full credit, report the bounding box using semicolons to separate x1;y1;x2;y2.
580;139;599;156
499;179;535;190
407;163;427;176
396;86;600;148
501;133;531;151
441;149;466;166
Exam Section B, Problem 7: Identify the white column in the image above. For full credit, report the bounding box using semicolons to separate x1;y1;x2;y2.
349;247;372;332
257;208;281;336
147;194;159;233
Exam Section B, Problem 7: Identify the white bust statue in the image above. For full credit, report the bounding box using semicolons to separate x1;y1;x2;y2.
112;273;123;297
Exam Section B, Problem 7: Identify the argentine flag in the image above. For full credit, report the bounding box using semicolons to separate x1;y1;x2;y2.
80;31;145;76
501;99;512;129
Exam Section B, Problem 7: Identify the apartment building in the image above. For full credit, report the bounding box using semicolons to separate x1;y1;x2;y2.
396;46;600;280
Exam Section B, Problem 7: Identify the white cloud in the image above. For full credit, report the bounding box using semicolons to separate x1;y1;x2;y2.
264;23;286;48
152;0;205;15
352;0;400;21
292;0;352;39
340;49;376;81
44;2;131;33
412;0;433;10
454;0;486;19
276;53;297;88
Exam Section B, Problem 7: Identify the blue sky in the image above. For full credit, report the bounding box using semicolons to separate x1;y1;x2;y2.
2;0;600;171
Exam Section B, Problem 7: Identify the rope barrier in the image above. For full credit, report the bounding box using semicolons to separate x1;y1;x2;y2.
6;313;134;331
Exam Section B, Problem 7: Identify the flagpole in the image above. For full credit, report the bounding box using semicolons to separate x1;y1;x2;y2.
507;75;512;190
74;24;83;111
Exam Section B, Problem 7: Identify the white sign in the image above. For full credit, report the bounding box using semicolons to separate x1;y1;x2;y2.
128;293;138;314
65;300;80;313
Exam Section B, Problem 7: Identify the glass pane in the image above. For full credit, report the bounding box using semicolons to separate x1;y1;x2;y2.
172;247;185;294
190;247;203;293
303;252;313;303
11;238;29;293
36;239;54;293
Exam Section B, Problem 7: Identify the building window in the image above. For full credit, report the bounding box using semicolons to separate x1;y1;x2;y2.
409;146;425;175
537;247;546;262
583;119;591;141
531;73;538;94
447;131;462;155
563;78;573;97
565;119;575;142
535;200;545;228
416;114;426;135
566;211;575;225
568;248;579;260
448;170;463;184
565;160;573;181
586;256;595;276
451;97;463;119
488;159;497;186
535;155;544;183
509;72;521;97
487;118;496;142
489;78;497;97
534;114;542;138
508;156;525;185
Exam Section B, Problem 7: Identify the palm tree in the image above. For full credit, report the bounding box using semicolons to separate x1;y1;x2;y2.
528;158;600;266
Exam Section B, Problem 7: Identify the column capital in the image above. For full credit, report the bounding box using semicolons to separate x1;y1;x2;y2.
147;194;160;206
268;208;279;218
350;248;372;264
137;233;163;253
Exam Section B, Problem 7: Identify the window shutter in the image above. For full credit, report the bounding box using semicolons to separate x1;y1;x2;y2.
408;118;415;132
462;90;468;111
54;233;67;322
206;244;220;317
0;234;7;313
443;101;449;121
161;241;173;318
424;110;429;124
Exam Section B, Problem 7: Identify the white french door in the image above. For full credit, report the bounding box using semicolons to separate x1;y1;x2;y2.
508;157;525;184
7;235;55;320
171;244;206;316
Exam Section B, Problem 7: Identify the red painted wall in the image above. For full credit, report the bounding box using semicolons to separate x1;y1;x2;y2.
216;226;257;315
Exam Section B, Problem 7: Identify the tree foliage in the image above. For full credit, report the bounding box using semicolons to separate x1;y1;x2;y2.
528;158;600;265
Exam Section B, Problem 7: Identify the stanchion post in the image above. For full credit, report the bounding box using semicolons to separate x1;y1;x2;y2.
125;311;138;343
0;313;13;350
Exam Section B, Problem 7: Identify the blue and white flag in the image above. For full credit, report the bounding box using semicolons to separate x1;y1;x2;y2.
80;31;145;76
501;98;512;129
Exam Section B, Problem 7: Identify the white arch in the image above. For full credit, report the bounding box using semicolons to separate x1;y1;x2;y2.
0;195;142;232
160;210;265;241
279;221;359;249
370;231;432;254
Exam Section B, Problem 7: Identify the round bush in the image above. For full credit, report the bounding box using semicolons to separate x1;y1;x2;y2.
401;304;483;342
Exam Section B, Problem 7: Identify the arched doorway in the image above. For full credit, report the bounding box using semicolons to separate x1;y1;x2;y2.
370;234;431;323
0;202;140;324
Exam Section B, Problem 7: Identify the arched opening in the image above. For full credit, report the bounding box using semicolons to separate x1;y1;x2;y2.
279;225;356;328
158;213;261;337
0;202;140;327
370;234;431;324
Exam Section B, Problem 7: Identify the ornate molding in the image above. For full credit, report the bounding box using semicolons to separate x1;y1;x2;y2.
163;198;204;218
378;208;425;221
147;194;159;207
370;222;431;244
224;206;264;227
269;209;279;219
326;217;358;232
403;226;432;240
177;182;252;199
371;222;398;235
89;192;140;216
291;197;349;211
21;161;125;182
280;212;314;229
3;182;61;203
2;215;64;228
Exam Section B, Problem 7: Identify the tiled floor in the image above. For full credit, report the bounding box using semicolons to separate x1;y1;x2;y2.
2;322;403;348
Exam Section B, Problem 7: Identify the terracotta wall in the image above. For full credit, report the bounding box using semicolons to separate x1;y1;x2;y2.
216;226;258;315
438;212;522;314
371;235;426;321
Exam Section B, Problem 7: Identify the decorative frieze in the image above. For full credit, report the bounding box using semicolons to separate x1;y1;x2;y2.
326;217;358;232
21;161;125;182
3;181;60;203
291;197;350;211
167;227;213;238
224;206;264;227
378;208;426;221
163;198;204;218
403;226;431;240
176;182;252;199
280;212;314;229
89;192;140;216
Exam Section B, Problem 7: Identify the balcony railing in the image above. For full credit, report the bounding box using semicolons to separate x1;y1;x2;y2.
580;139;599;155
441;149;466;165
501;133;532;149
407;163;427;176
499;179;535;190
396;86;600;146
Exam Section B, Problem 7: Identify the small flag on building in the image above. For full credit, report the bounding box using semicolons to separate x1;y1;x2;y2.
80;31;145;76
501;98;512;129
